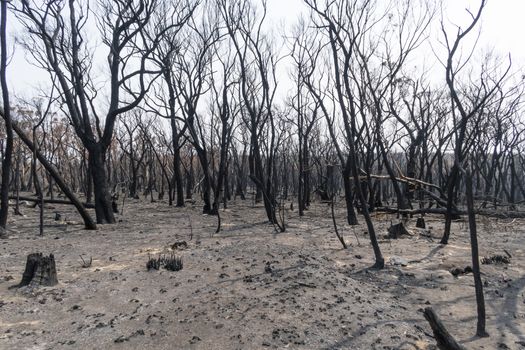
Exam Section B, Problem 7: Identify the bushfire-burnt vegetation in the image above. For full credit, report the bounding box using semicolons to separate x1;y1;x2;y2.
1;0;524;348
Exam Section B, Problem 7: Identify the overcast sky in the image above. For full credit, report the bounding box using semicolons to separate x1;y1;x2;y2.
7;0;525;100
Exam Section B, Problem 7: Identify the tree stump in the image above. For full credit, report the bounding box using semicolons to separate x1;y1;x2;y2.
416;217;426;228
387;222;411;239
16;253;58;287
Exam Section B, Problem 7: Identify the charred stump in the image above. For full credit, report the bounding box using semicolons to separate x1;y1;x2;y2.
15;253;58;287
416;217;426;228
387;222;411;239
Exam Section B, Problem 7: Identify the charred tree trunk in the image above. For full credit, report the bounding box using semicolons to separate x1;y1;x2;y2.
423;307;466;350
342;161;358;225
185;151;194;200
88;147;115;224
172;139;185;207
0;0;13;232
33;129;44;236
195;149;213;214
85;154;93;204
465;168;488;337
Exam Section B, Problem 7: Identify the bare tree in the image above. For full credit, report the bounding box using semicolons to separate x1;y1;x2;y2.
439;0;512;337
305;0;385;267
219;0;285;231
439;0;511;245
171;10;220;214
15;0;193;224
0;0;13;235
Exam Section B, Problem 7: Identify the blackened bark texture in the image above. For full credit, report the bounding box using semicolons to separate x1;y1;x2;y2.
0;0;13;231
342;163;358;225
172;128;185;207
15;253;58;287
423;307;466;350
465;169;488;337
88;147;115;224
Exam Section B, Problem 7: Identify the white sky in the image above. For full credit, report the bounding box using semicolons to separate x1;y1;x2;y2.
7;0;525;100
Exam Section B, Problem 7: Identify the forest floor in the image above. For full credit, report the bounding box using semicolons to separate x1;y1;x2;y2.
0;195;524;350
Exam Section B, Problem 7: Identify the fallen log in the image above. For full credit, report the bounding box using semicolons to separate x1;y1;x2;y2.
423;307;466;350
375;206;525;219
9;195;95;209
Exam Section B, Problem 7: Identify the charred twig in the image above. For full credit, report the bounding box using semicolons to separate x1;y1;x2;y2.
79;255;92;268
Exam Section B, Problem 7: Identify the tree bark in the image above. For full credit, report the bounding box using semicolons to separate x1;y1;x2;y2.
14;253;58;287
342;165;358;225
88;146;115;224
465;169;488;337
0;0;13;232
423;307;466;350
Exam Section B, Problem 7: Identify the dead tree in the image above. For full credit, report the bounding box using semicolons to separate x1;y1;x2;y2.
464;166;488;337
139;119;174;202
15;0;193;224
210;39;239;219
171;13;220;215
220;0;285;231
29;92;57;236
355;0;433;213
145;0;196;207
440;0;511;244
0;0;13;234
116;112;148;199
305;0;385;267
293;14;361;225
289;21;321;216
389;78;448;208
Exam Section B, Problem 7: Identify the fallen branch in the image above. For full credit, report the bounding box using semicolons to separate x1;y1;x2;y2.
363;174;442;191
423;307;466;350
360;174;452;209
9;196;95;209
375;206;525;219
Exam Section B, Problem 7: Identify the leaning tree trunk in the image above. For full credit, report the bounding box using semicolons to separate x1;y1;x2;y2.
11;122;96;230
423;307;466;350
